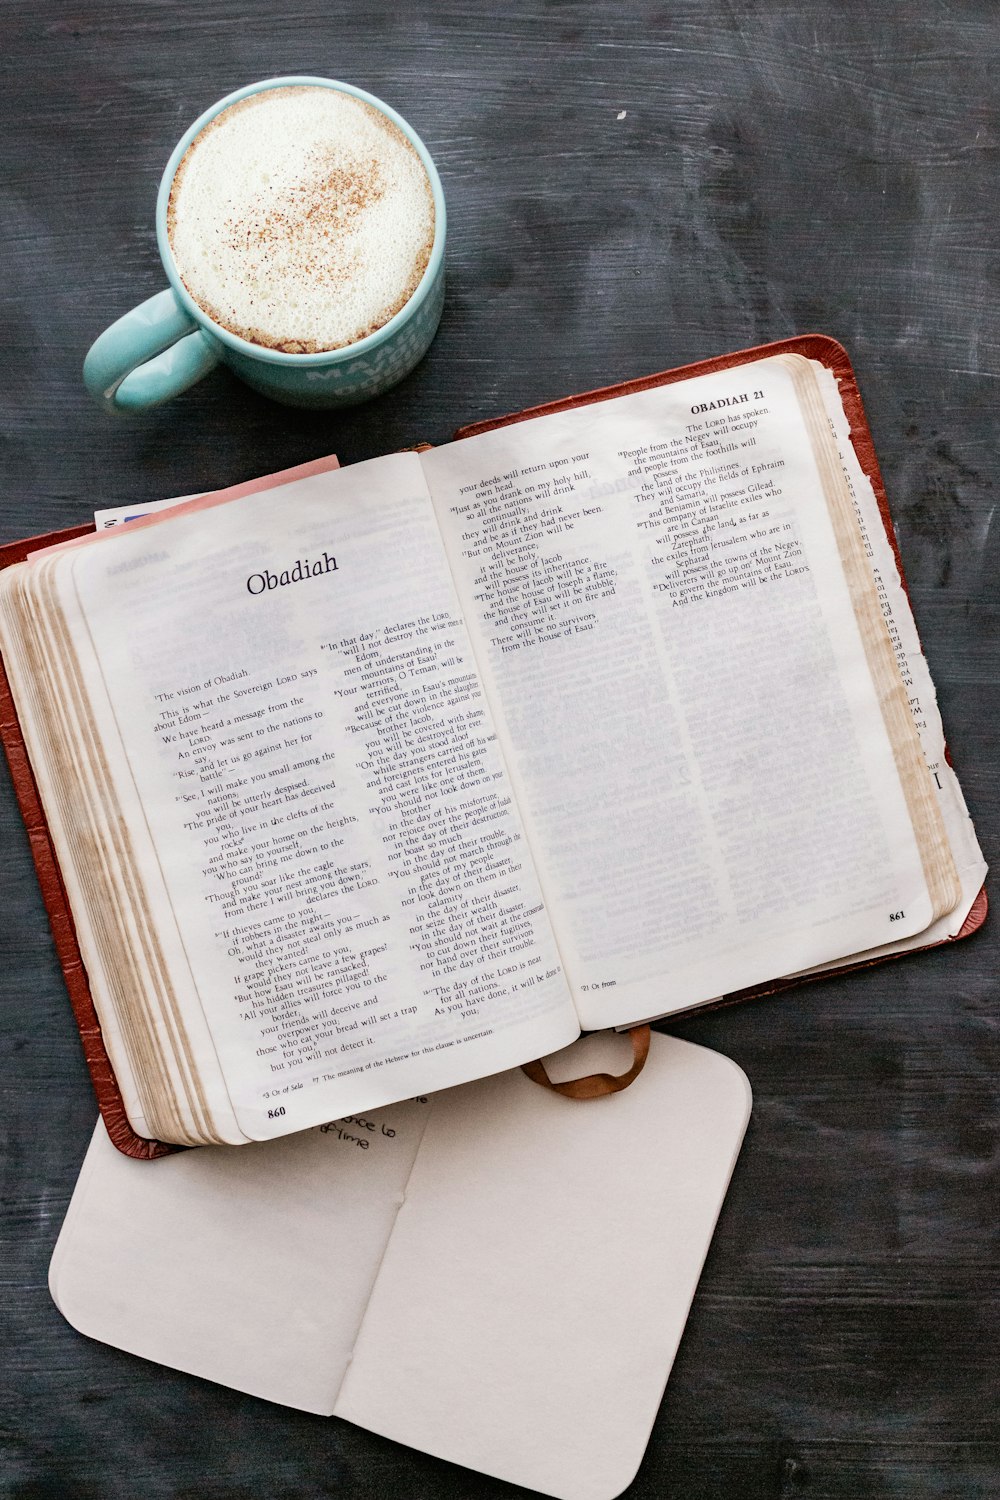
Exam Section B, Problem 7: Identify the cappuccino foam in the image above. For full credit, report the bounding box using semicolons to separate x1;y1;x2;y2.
167;86;435;353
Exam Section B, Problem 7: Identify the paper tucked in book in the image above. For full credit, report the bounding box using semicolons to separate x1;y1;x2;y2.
0;341;985;1146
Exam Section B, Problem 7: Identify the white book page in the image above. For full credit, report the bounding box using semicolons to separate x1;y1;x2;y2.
812;364;986;954
50;1097;431;1415
633;364;988;1016
37;556;244;1144
336;1033;752;1500
0;563;163;1141
69;453;578;1139
422;359;933;1028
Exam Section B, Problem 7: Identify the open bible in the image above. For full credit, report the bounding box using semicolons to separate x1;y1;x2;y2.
0;338;986;1149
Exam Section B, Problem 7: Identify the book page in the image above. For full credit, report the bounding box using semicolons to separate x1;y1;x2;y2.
423;358;935;1028
812;364;987;953
336;1033;752;1500
0;456;343;1144
0;454;343;1143
67;453;578;1139
50;1097;432;1414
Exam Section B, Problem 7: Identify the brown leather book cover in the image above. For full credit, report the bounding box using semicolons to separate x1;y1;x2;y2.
0;338;986;1155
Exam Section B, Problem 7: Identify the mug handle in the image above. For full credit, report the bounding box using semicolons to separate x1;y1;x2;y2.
83;288;221;413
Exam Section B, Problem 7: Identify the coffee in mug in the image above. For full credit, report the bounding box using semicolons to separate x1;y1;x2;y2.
83;77;446;412
166;85;436;355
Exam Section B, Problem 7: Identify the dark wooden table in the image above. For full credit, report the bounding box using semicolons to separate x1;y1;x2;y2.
3;4;999;1497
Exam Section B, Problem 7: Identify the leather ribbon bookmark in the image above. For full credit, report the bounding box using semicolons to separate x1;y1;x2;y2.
521;1025;651;1099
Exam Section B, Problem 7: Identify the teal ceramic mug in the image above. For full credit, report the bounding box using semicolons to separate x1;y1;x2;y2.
83;77;446;413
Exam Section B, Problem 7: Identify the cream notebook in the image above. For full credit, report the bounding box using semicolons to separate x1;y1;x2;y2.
50;1032;751;1499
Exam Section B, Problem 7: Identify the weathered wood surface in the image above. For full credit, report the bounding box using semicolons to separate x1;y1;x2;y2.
2;3;998;1496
